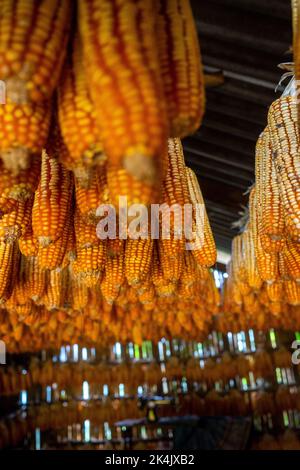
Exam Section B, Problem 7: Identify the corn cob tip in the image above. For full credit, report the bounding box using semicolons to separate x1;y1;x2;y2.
1;226;21;243
123;152;158;184
38;236;53;248
7;185;33;202
73;168;94;189
0;148;31;175
6;76;29;105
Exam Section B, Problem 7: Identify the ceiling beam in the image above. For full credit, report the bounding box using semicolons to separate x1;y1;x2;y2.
183;142;254;173
193;127;255;159
202;110;263;142
205;91;269;126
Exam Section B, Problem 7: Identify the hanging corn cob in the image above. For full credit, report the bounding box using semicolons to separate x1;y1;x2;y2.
37;212;74;270
0;240;19;304
72;242;106;287
250;186;279;283
255;128;285;252
243;229;262;290
79;0;167;194
156;0;205;137
185;167;216;266
157;139;191;279
74;168;106;223
284;279;300;305
283;239;300;281
0;0;71;103
125;238;153;286
58;36;105;186
101;242;125;304
32;136;73;247
268;96;300;242
18;224;38;258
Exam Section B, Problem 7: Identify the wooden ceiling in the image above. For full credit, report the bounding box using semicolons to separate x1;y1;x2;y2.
185;0;292;253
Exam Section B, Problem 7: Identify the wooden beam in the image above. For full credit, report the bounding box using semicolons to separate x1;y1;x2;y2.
183;142;254;173
204;91;269;126
196;176;248;209
193;127;255;160
192;0;291;21
202;110;262;142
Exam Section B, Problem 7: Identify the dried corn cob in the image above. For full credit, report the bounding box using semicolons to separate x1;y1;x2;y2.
18;223;38;257
25;257;48;302
255;128;285;252
0;0;71;103
284;279;300;305
266;282;283;303
158;239;183;281
250;186;279;282
0;241;19;303
278;251;290;280
58;35;104;185
268;96;300;241
32;146;73;247
79;0;167;183
180;250;197;286
72;242;106;287
185;167;216;266
70;277;89;311
283;239;300;281
101;247;125;304
74;210;99;248
157;140;190;269
75;169;103;223
156;0;205;137
42;269;69;311
243;229;262;290
0;100;50;173
125;238;153;286
37;212;74;270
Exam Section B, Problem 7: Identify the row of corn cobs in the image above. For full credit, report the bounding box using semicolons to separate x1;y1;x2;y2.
2;386;300;449
0;347;293;396
223;86;300;327
0;0;218;352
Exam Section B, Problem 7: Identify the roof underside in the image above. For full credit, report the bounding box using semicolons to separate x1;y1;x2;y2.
184;0;292;254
